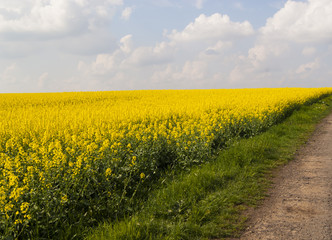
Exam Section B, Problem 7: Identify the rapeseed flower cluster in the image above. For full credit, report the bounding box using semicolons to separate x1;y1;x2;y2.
0;88;331;238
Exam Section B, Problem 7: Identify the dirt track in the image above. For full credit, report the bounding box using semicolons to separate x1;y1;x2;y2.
237;113;332;240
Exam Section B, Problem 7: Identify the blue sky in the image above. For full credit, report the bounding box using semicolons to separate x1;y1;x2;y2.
0;0;331;93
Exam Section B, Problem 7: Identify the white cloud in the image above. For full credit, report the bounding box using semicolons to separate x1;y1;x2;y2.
119;34;133;53
247;42;289;67
0;0;123;40
80;13;253;73
0;0;123;59
92;54;117;74
127;42;174;67
261;0;332;43
204;41;233;55
4;0;330;93
121;7;133;21
77;34;134;75
178;60;207;81
113;0;332;90
295;58;320;74
227;0;332;88
167;13;254;44
150;61;210;89
76;12;256;90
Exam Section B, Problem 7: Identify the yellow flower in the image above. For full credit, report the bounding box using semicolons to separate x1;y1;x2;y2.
61;194;68;204
4;203;14;213
131;156;137;165
1;87;332;233
105;168;112;177
20;202;29;214
14;219;22;225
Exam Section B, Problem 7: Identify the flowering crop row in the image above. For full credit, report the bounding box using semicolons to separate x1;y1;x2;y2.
0;88;331;239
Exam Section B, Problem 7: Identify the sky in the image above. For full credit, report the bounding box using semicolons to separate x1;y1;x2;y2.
0;0;332;93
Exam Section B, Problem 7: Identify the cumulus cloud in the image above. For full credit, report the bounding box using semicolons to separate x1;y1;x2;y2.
0;0;123;40
124;13;250;70
247;43;289;67
77;13;255;90
91;54;117;75
0;0;124;58
81;13;253;69
261;0;332;43
126;41;175;67
77;34;133;75
167;13;254;44
3;0;331;93
227;0;332;88
178;60;207;81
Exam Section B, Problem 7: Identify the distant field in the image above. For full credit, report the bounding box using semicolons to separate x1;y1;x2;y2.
1;88;332;239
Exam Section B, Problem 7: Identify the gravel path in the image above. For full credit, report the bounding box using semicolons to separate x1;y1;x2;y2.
237;113;332;240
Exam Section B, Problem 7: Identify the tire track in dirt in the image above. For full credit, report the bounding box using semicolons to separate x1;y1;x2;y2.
237;113;332;240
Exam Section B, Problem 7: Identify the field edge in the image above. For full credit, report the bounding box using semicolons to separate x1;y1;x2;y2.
85;95;332;240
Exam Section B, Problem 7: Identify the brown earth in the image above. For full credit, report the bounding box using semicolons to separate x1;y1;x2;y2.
235;113;332;240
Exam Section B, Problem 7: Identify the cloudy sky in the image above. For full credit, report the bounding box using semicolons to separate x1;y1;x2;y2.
0;0;331;93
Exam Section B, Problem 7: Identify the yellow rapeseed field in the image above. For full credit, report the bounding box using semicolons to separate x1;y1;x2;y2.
1;88;331;238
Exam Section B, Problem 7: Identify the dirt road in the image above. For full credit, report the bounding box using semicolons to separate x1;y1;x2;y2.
238;113;332;240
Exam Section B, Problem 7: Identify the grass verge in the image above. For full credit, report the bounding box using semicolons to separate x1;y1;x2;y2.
85;95;332;240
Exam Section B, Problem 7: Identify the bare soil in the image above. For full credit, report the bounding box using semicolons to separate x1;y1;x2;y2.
236;113;332;240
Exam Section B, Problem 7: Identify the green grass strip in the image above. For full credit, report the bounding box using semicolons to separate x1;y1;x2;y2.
86;95;332;240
